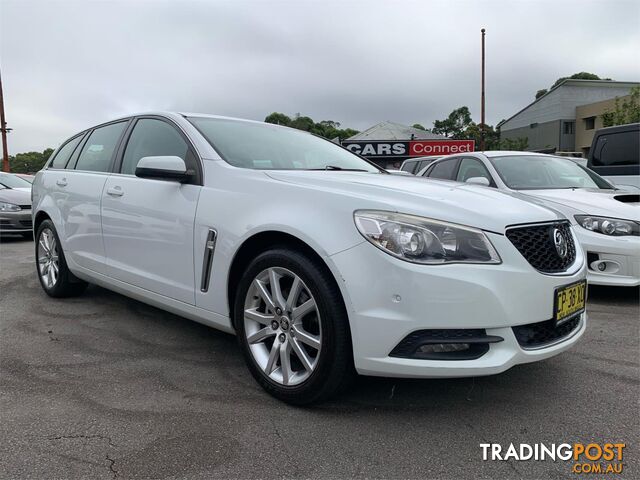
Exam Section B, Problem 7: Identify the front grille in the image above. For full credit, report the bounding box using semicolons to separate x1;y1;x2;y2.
19;205;31;210
506;221;576;273
512;315;582;349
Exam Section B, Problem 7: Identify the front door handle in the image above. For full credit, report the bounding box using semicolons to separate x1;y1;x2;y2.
106;186;124;197
56;179;67;187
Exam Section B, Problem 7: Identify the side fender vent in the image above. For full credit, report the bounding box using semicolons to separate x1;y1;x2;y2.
200;229;217;292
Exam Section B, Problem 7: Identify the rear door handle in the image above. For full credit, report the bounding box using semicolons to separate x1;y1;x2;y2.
56;179;67;187
106;186;124;197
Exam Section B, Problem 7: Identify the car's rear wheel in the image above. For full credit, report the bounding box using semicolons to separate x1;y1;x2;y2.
35;220;87;297
235;248;353;405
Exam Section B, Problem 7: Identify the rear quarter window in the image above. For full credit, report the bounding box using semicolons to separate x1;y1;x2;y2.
593;131;640;167
50;135;84;169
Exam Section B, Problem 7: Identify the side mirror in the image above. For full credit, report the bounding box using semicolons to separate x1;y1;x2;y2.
466;176;490;186
135;156;192;183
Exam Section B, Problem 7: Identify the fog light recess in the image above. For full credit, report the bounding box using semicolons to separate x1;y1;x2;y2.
390;329;503;361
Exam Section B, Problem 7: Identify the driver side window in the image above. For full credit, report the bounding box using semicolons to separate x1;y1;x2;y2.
456;158;494;185
121;119;190;175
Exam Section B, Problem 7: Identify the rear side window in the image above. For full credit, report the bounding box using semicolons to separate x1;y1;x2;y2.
121;119;190;175
74;122;127;172
428;159;458;180
418;159;435;172
593;131;640;167
50;135;83;169
401;160;417;173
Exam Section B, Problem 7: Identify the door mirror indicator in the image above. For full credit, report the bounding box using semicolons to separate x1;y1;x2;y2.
135;156;193;183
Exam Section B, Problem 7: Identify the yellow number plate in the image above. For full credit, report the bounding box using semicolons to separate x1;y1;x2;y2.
554;281;586;324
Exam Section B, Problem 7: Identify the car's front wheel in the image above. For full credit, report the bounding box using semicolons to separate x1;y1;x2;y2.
35;219;87;297
235;248;353;405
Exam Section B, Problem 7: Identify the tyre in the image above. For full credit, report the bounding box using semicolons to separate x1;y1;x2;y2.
235;248;353;405
35;219;88;298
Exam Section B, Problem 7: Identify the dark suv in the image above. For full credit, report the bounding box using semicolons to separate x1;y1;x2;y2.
587;123;639;189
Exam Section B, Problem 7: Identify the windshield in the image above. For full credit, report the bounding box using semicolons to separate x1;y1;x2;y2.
188;117;381;172
0;172;32;189
490;155;615;190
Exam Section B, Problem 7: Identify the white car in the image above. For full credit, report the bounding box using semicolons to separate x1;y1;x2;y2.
420;151;640;287
32;113;587;404
0;172;33;192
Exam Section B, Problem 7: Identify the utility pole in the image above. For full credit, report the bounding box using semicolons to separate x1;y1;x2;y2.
480;28;486;151
0;67;10;172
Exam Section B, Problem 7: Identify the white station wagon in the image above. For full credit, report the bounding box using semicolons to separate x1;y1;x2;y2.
33;113;587;404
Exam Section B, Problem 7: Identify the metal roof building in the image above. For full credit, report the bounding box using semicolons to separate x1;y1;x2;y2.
347;121;447;141
499;79;639;153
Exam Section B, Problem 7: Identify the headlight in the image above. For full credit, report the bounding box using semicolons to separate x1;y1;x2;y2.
354;210;501;264
0;202;21;212
575;215;639;237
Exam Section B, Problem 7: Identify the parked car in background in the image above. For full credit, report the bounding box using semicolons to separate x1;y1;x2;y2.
15;174;35;183
0;184;33;237
400;156;441;174
33;113;587;404
0;172;33;192
420;152;639;287
587;123;640;190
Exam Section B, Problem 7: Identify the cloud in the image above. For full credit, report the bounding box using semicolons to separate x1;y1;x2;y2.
1;0;639;152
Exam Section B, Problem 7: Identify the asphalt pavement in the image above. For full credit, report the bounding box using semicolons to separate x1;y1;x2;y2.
1;235;638;479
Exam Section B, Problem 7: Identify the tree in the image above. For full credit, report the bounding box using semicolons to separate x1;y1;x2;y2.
601;85;640;127
550;72;604;90
264;112;292;126
290;114;315;132
432;106;473;138
8;148;53;173
463;122;500;150
535;72;612;99
263;112;359;141
412;123;426;130
500;137;529;151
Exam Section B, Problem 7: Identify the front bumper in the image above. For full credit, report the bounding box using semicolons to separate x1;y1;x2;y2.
330;231;587;378
575;227;640;287
0;209;32;233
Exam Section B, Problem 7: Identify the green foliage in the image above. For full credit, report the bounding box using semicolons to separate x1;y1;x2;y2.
264;112;359;141
536;72;612;99
601;86;640;127
432;106;473;138
411;123;426;130
431;106;501;149
500;137;529;151
550;72;604;90
535;89;548;99
463;122;500;150
264;112;292;126
8;148;53;173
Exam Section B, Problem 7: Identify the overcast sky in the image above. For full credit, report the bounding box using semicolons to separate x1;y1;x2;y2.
1;0;639;153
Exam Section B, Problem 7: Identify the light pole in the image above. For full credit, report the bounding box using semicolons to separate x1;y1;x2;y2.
0;67;10;172
480;28;486;151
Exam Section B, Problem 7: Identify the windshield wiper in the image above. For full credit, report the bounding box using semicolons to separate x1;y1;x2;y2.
309;165;370;172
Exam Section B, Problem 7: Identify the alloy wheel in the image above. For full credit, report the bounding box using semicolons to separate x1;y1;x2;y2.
243;267;322;386
37;228;60;289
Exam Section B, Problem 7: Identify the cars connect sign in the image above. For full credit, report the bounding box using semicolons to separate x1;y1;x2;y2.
342;140;474;160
